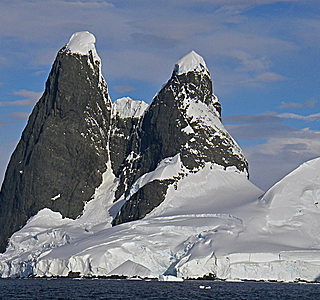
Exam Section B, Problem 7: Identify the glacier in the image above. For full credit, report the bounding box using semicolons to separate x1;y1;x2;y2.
1;158;320;281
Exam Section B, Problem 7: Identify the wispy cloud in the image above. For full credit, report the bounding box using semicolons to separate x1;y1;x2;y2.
278;97;317;109
246;72;290;83
244;130;320;189
0;0;300;84
130;33;180;49
173;0;299;7
229;50;271;72
226;123;293;140
0;90;42;107
224;113;282;124
277;112;320;121
225;110;320;190
225;110;320;125
113;85;136;93
7;112;30;120
227;124;320;190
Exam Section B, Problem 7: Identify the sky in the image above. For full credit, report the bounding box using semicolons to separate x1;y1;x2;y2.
0;0;319;191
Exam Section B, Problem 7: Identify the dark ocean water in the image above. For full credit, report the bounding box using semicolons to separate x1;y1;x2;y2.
0;278;319;300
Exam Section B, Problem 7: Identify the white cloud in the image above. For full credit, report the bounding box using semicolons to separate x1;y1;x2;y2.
278;98;317;109
113;85;136;93
0;90;42;107
244;131;320;191
246;72;290;83
278;112;320;121
248;134;320;157
229;50;271;72
225;112;320;191
8;112;30;120
223;113;282;124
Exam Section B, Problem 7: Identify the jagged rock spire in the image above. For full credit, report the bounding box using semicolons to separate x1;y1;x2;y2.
0;32;111;253
113;51;248;225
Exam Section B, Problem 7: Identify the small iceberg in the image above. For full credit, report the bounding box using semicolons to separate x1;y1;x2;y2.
199;285;211;289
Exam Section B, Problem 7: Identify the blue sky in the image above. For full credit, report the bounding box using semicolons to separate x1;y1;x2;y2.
0;0;319;191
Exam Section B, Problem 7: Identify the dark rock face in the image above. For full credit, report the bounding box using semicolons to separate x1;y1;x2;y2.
113;65;248;225
113;179;174;225
109;115;139;176
109;99;147;177
0;46;111;252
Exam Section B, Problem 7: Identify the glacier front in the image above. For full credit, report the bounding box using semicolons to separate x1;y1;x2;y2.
1;158;320;282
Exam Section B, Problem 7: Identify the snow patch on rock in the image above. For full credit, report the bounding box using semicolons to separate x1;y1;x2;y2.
127;154;184;200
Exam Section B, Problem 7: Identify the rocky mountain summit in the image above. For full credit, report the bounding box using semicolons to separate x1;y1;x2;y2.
0;32;112;252
0;32;247;253
113;51;248;225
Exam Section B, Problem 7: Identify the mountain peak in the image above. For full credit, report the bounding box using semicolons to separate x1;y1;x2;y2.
66;31;99;61
112;97;148;119
174;50;209;75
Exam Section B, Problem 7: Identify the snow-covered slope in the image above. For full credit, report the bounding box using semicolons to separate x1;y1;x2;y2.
112;97;148;119
66;31;100;62
2;158;320;281
0;163;261;278
260;157;320;249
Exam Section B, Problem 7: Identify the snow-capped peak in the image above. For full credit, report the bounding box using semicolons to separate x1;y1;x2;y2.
112;97;148;118
66;31;100;61
174;50;209;75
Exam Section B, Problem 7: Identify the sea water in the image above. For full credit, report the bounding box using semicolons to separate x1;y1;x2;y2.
0;279;319;299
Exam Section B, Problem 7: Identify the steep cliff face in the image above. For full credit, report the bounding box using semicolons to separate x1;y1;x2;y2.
109;97;148;177
113;51;248;225
0;32;111;252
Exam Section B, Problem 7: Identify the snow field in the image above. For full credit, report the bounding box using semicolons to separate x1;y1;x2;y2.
2;158;320;281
